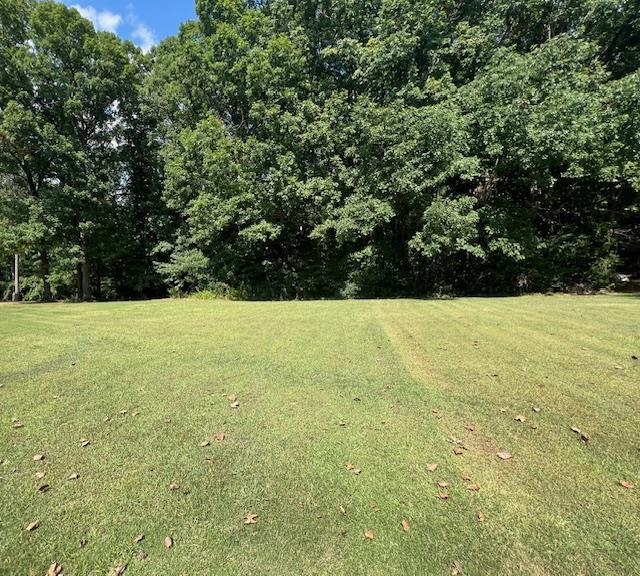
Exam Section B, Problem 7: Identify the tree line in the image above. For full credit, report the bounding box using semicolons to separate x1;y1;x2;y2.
1;0;639;300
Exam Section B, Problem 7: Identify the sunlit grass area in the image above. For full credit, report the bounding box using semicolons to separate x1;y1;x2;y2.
1;295;639;575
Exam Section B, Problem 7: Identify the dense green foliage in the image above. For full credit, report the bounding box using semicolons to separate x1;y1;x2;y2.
1;0;639;299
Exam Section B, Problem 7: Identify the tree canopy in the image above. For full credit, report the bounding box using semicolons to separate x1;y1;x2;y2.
1;0;639;300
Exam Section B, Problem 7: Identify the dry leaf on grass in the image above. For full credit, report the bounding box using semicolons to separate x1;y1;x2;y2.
453;448;464;456
401;519;410;533
33;454;45;462
452;560;464;575
37;484;50;493
620;480;635;489
460;473;472;481
437;480;449;488
230;401;240;408
200;440;210;448
25;521;39;532
163;536;173;549
227;394;237;402
477;512;486;523
571;426;581;435
364;530;374;540
426;463;438;473
11;419;24;429
47;563;63;576
36;472;46;480
81;440;91;448
496;452;513;460
515;415;526;422
532;406;541;413
134;534;144;543
169;482;179;491
466;425;476;432
244;513;258;525
346;463;355;471
214;432;226;442
466;484;480;492
109;564;127;576
339;506;346;515
136;551;148;561
436;493;449;500
68;473;80;481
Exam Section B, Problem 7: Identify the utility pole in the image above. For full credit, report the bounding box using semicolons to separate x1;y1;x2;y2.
12;254;21;302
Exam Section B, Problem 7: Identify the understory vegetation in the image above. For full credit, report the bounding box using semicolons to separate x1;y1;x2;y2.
1;0;639;300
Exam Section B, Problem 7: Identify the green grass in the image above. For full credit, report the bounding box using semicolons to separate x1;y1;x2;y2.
1;295;639;576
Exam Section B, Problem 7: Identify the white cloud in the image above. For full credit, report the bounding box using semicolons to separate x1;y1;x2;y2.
71;5;123;34
131;23;156;53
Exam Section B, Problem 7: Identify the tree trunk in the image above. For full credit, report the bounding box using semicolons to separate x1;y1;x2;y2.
81;259;91;301
41;249;52;301
12;254;21;302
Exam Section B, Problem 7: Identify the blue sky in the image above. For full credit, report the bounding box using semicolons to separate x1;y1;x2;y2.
62;1;196;52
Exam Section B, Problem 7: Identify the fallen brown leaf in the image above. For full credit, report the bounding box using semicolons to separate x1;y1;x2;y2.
353;468;362;475
81;440;91;448
200;440;210;448
119;410;128;415
134;534;144;544
437;480;449;488
453;447;464;456
244;513;258;525
227;394;237;402
163;536;173;549
132;411;140;417
426;463;438;473
496;452;513;460
364;530;374;540
11;419;24;429
477;512;486;523
68;473;80;481
515;415;526;422
571;426;581;435
436;493;449;500
169;482;179;491
230;401;240;408
47;563;63;576
109;564;127;576
532;406;541;413
164;417;172;424
33;454;45;462
339;506;346;515
620;480;635;489
460;473;473;481
214;432;226;442
36;472;46;480
452;560;464;575
346;463;355;471
401;519;410;533
79;539;88;548
136;550;148;561
25;521;40;532
103;417;112;423
467;484;480;492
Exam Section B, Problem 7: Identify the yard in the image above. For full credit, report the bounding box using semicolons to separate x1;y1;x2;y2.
1;295;639;575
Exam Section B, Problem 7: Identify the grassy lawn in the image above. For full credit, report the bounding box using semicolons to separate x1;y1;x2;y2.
1;295;639;575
